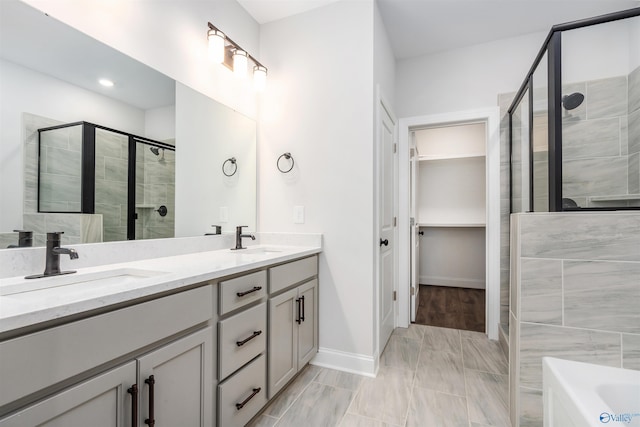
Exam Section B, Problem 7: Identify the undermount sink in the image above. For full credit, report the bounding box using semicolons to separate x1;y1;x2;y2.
0;268;168;296
235;247;284;255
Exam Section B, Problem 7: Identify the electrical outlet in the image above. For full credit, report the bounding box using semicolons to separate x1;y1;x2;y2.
293;206;305;224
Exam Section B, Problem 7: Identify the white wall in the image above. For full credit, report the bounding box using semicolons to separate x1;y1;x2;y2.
562;17;636;83
22;0;260;119
374;1;396;105
396;31;547;118
175;83;256;237
145;105;176;143
259;0;377;368
631;16;640;70
0;59;145;230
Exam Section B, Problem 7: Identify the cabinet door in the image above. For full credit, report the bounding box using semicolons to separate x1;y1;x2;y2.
268;287;298;398
137;327;213;427
0;361;136;427
297;279;318;367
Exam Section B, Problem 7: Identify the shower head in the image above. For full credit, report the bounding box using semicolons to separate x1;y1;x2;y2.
562;92;584;110
149;146;160;156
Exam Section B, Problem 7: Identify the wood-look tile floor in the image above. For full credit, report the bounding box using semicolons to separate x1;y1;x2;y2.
415;285;486;333
248;325;509;427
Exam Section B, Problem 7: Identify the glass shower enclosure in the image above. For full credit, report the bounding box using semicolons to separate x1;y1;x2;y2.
509;8;640;212
38;121;175;242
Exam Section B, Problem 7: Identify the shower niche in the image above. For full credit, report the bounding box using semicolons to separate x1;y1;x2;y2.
38;121;175;242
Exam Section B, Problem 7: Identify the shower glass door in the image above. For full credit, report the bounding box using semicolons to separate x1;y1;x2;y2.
134;140;176;240
95;128;129;242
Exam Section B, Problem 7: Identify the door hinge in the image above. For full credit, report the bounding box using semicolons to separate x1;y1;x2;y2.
410;148;415;158
410;286;415;296
393;290;397;301
393;143;397;153
393;216;397;227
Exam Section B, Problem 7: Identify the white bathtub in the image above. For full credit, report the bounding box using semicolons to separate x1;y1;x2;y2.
543;357;640;427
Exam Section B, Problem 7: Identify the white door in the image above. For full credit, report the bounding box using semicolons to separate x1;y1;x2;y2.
410;135;420;322
378;96;396;352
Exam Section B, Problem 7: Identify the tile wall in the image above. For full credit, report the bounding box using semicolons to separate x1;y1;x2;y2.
135;145;175;240
509;212;640;427
94;128;129;242
561;73;634;208
22;114;103;246
629;66;640;195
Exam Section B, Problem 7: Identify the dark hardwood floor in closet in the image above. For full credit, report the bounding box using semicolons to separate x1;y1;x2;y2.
415;285;485;332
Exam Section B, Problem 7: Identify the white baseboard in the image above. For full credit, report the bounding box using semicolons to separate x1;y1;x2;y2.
419;275;486;290
310;347;377;378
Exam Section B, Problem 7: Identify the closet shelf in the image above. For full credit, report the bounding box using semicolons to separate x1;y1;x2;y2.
418;222;486;228
418;153;485;162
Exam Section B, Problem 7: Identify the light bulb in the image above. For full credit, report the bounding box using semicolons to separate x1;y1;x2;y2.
233;49;248;77
208;29;225;63
253;65;267;91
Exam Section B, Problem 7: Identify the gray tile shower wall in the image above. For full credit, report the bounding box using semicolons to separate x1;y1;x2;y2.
509;212;640;427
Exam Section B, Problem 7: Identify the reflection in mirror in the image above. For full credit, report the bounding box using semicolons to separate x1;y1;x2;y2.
0;0;256;248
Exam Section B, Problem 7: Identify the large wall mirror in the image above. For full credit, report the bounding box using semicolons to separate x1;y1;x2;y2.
0;0;256;248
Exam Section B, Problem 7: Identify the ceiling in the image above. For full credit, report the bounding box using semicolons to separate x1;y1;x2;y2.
0;1;175;110
238;0;640;59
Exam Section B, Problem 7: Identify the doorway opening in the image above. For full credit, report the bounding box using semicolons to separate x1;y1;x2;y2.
398;108;500;340
411;122;487;332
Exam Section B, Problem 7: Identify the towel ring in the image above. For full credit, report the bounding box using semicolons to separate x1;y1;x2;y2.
277;152;294;173
222;157;237;177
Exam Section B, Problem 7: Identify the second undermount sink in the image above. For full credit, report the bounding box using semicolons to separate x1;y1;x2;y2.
236;246;284;255
0;268;169;296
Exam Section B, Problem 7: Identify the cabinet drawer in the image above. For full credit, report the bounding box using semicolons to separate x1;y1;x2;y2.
219;270;266;315
218;354;267;427
218;302;266;380
0;285;213;408
269;256;317;295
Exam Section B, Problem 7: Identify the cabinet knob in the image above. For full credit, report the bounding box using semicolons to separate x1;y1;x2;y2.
379;238;389;247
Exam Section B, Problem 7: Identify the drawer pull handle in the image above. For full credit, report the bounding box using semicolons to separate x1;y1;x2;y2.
300;295;305;322
144;375;155;426
236;387;262;410
127;384;138;427
295;297;302;324
237;330;262;346
237;286;262;297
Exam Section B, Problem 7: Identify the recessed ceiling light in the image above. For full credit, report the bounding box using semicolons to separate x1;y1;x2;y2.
98;78;114;87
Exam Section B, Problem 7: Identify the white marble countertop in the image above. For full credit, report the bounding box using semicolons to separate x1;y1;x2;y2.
0;244;321;334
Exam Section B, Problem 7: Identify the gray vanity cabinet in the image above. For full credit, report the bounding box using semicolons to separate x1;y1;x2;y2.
0;286;215;426
0;361;136;427
268;256;318;399
0;326;213;427
136;326;213;427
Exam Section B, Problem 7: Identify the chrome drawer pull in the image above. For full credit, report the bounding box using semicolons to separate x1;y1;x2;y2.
236;387;261;410
236;286;262;297
236;330;262;346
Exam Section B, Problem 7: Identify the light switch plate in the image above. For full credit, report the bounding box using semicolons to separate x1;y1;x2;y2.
293;206;305;224
219;206;228;222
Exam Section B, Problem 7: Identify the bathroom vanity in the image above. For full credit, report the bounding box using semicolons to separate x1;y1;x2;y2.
0;241;320;427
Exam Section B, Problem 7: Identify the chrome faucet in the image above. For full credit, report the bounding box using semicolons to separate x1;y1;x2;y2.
232;226;255;250
25;232;79;279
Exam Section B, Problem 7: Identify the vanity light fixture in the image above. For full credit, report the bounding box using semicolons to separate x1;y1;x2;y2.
207;28;225;64
233;49;248;77
207;22;268;90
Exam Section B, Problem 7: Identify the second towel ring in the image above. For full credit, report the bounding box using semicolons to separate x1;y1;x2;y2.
277;152;294;173
222;157;237;177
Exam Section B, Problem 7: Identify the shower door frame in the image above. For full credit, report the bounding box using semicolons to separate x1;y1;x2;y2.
507;7;640;212
37;121;175;240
